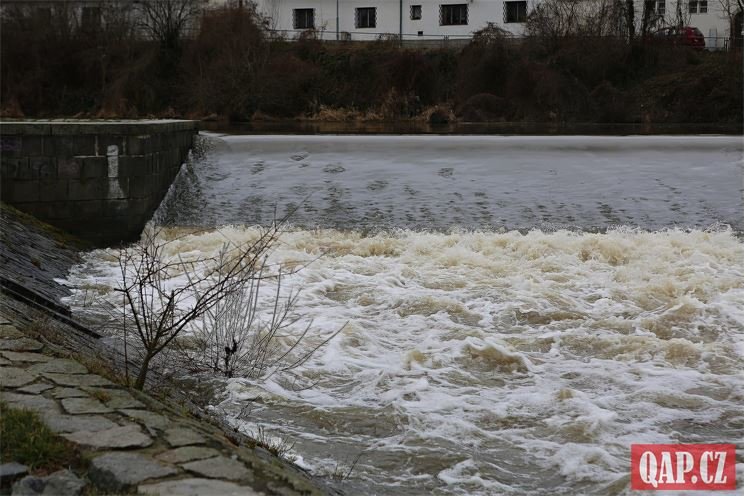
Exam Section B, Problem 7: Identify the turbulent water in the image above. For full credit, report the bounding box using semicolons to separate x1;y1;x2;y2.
63;135;743;495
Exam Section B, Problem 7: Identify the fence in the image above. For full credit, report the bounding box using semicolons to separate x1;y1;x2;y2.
265;28;479;47
266;28;739;51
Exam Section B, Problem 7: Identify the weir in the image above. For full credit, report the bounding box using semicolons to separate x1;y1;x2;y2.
0;119;198;246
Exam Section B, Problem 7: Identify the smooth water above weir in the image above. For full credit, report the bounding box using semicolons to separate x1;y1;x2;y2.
199;120;745;137
63;135;744;495
157;135;743;232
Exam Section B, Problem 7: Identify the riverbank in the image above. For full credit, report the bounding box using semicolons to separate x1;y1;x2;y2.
0;311;335;495
2;7;742;127
0;203;340;496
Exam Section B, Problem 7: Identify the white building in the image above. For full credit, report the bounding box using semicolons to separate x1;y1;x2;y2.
253;0;533;40
2;0;736;48
249;0;737;48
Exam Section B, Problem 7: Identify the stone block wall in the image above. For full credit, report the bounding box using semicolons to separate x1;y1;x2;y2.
0;120;197;246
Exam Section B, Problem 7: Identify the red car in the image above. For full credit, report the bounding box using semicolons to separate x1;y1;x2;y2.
652;26;707;49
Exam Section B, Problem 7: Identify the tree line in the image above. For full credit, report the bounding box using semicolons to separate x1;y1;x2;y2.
0;1;742;124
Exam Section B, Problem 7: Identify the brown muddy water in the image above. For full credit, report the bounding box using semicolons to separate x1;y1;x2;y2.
62;134;744;495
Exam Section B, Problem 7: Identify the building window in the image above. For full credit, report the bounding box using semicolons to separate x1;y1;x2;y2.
644;0;665;16
504;1;527;23
293;9;315;29
440;4;468;25
688;0;708;13
355;7;377;28
411;5;422;20
81;6;101;31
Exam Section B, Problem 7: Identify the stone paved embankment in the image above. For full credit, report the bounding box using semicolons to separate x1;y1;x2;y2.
0;317;327;496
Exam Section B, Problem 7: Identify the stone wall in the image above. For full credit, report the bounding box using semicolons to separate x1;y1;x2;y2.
0;120;197;246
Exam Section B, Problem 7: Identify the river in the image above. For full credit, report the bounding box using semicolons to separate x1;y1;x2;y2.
62;134;743;495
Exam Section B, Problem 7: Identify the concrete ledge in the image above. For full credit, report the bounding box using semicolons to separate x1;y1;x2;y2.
0;119;198;135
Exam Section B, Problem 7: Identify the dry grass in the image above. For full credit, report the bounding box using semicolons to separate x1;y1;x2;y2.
72;353;129;386
416;104;457;123
331;452;364;482
88;390;112;403
249;425;296;462
306;105;390;122
307;105;361;122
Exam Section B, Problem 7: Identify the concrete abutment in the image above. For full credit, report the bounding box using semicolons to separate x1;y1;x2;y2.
0;120;198;246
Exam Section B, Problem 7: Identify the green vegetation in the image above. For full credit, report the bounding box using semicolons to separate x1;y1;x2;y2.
0;402;81;471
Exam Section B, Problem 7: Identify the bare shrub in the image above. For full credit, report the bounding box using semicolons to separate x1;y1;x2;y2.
181;5;268;119
590;80;629;122
110;217;342;391
179;250;341;380
331;452;364;481
377;88;421;119
136;0;203;50
719;0;743;42
471;22;515;44
457;93;515;122
665;0;692;28
1;5;83;115
1;1;741;124
419;104;456;124
383;50;443;107
115;224;283;389
0;2;153;117
250;425;296;460
254;53;321;117
525;0;624;49
308;105;361;121
457;24;519;100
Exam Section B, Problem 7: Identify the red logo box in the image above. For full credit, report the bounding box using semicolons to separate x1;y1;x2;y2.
631;444;736;490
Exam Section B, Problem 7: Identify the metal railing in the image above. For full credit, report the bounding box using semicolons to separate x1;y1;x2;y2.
265;28;740;50
266;27;513;46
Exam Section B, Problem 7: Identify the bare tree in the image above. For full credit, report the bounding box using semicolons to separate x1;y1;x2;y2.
665;0;692;28
264;0;282;32
718;0;744;39
115;224;284;389
471;22;513;44
525;0;624;46
101;2;137;41
620;0;636;43
183;5;268;118
179;247;342;381
136;0;204;50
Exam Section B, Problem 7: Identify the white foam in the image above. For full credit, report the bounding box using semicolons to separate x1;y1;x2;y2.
62;226;744;494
